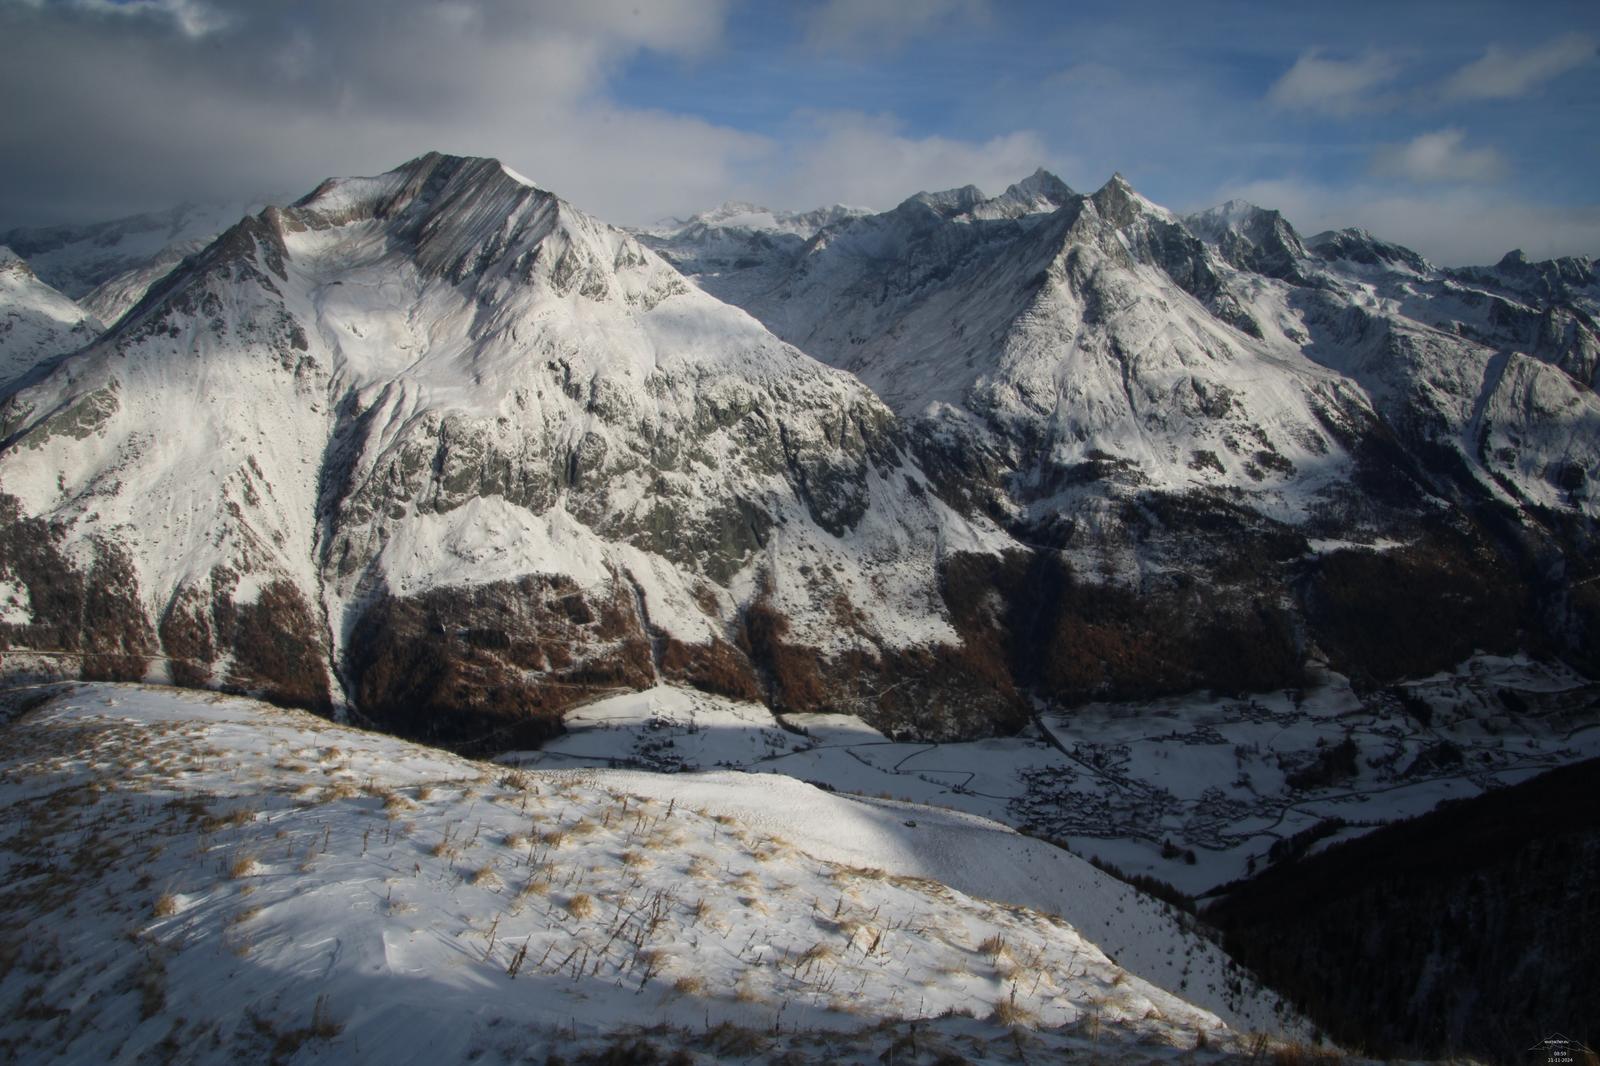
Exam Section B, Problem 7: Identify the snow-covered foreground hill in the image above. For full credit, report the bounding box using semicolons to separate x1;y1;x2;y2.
0;684;1328;1064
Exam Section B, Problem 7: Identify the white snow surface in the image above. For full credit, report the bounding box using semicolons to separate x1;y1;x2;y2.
0;684;1332;1064
0;246;101;388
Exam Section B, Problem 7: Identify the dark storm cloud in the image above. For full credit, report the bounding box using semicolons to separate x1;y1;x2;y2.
0;0;753;226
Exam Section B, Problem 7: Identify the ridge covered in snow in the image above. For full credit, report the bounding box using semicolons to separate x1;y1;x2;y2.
0;246;101;389
2;199;269;299
0;684;1317;1063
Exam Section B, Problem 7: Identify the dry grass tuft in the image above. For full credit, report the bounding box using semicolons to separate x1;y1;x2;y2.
227;853;258;879
379;790;415;815
797;942;835;966
671;975;706;996
977;933;1009;960
470;864;500;888
564;892;595;919
618;849;652;869
321;781;361;802
643;825;686;850
152;892;178;918
990;998;1037;1028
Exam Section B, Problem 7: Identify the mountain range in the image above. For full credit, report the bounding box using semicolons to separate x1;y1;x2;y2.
2;152;1597;754
3;152;1598;1061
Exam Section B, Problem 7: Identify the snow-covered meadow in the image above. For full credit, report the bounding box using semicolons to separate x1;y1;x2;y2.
0;684;1329;1064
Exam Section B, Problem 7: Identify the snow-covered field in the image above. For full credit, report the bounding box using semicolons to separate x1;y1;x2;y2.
506;655;1600;896
0;684;1331;1064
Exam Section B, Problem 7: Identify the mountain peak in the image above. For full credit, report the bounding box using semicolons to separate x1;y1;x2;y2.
1008;167;1074;198
1308;227;1430;274
980;169;1076;220
1090;172;1166;228
902;184;988;219
293;152;526;224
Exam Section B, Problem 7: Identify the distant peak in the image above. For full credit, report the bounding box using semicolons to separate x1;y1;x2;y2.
1308;227;1429;273
1090;172;1165;227
902;184;987;218
1496;248;1529;269
998;168;1075;203
1017;167;1073;191
1206;199;1268;219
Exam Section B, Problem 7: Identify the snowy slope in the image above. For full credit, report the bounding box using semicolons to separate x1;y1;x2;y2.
635;201;870;309
0;247;101;388
78;238;209;327
3;200;265;298
0;684;1325;1064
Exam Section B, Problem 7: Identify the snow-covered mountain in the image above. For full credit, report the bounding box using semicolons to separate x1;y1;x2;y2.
0;247;102;388
2;199;264;298
650;171;1600;701
2;154;1597;751
635;200;870;309
78;237;211;327
0;153;1015;749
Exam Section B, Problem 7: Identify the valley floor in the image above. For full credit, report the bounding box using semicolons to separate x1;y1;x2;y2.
506;654;1600;897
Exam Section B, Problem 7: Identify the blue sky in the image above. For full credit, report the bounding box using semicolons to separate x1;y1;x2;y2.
2;0;1597;262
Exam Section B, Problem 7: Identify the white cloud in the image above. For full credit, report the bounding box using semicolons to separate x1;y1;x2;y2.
758;111;1058;211
1440;33;1597;101
804;0;989;51
1369;129;1506;183
1267;49;1399;116
1214;177;1600;266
